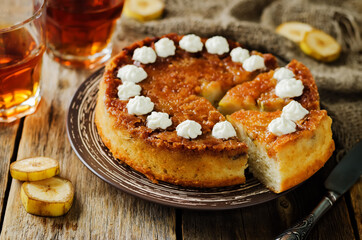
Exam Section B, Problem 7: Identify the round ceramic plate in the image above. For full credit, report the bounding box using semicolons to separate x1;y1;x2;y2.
67;67;288;210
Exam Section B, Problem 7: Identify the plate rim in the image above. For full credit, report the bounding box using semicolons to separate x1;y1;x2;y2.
66;66;294;211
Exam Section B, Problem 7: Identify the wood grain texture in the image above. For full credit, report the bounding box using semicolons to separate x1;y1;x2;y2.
182;210;245;239
0;122;19;223
181;155;356;240
350;180;362;238
0;54;176;239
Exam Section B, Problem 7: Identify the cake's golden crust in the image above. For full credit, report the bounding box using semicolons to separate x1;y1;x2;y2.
96;33;281;187
228;110;335;193
275;114;335;193
228;110;331;156
96;79;247;187
219;59;320;113
101;33;277;154
277;138;334;192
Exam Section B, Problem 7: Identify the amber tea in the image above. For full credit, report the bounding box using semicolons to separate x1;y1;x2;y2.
0;0;46;122
0;28;44;121
46;0;124;68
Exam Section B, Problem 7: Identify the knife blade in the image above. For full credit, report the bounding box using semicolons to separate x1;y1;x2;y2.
275;140;362;240
325;140;362;195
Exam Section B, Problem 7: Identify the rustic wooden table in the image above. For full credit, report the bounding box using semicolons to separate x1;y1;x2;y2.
0;33;361;240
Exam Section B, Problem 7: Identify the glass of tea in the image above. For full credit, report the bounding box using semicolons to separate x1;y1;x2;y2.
0;0;46;123
46;0;124;69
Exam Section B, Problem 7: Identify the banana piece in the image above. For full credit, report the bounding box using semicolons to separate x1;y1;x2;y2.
20;176;74;217
10;157;60;181
276;21;313;43
300;29;341;62
123;0;165;22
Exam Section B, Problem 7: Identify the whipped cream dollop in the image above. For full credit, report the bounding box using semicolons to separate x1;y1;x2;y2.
179;34;203;53
212;121;237;139
176;120;202;139
132;46;157;64
146;111;172;130
154;38;176;58
281;100;309;122
117;82;141;100
126;96;154;115
273;67;295;81
205;36;229;55
275;78;304;98
268;117;296;136
242;55;266;72
230;47;250;63
117;65;147;83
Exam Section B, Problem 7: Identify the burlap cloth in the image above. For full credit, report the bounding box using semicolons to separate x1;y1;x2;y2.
118;0;362;157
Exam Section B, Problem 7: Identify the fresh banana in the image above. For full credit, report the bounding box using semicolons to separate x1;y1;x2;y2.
20;176;74;217
276;21;313;43
300;29;341;62
10;157;60;181
123;0;165;22
276;21;341;62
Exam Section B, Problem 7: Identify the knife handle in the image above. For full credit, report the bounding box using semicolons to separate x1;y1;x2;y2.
275;191;339;240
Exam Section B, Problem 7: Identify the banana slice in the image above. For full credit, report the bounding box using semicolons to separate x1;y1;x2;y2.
300;29;341;62
123;0;165;22
20;176;74;217
276;21;313;43
10;157;60;181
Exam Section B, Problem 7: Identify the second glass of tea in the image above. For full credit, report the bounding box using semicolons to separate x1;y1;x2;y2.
46;0;124;69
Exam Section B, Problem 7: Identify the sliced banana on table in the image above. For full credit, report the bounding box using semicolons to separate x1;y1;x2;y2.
276;21;313;43
123;0;165;22
10;157;60;181
276;21;341;62
300;29;341;62
20;176;74;217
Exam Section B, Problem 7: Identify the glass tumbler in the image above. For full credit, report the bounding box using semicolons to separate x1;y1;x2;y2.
46;0;124;69
0;0;46;123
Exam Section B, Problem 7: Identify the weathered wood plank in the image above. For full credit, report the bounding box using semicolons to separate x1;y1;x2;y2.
182;209;246;239
0;122;19;225
350;180;362;238
181;154;356;239
0;53;176;239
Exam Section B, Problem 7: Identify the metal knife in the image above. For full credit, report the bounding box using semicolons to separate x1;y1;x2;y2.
275;140;362;240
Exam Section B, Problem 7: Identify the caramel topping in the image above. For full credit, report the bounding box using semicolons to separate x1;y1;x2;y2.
223;59;320;112
102;33;278;155
229;109;328;156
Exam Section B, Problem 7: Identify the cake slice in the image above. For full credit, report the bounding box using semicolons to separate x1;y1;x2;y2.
219;59;320;114
228;110;335;193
